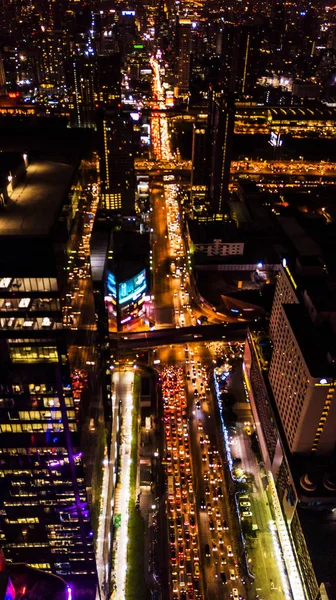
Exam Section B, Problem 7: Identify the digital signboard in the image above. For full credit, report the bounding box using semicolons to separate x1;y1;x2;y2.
107;272;117;299
106;269;147;305
119;269;147;304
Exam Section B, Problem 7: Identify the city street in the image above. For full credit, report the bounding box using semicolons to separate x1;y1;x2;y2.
110;370;135;600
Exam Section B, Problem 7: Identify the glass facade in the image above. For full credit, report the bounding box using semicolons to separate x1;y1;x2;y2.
0;273;97;589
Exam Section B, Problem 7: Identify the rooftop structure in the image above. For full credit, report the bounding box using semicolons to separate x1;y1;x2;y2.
0;161;75;236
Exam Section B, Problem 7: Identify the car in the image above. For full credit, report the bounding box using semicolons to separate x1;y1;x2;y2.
227;545;233;557
230;569;236;581
212;541;218;552
240;501;251;507
241;511;252;517
179;571;186;587
217;487;223;498
194;562;200;578
223;520;228;530
197;419;203;431
200;436;204;445
209;519;215;530
218;535;224;546
200;497;206;510
207;503;212;514
231;589;239;599
205;486;210;496
220;572;227;584
220;553;226;566
202;454;207;462
205;543;210;557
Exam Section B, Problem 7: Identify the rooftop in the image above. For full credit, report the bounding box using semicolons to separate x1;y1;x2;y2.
188;219;242;244
283;303;336;378
0;161;75;236
277;216;322;258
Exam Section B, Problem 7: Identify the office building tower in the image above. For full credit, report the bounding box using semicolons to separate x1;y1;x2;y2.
38;29;71;90
96;54;121;109
0;52;5;95
268;263;336;455
66;53;121;127
176;19;192;97
190;118;209;217
218;23;256;96
66;55;97;128
0;153;98;598
98;111;136;215
208;91;235;218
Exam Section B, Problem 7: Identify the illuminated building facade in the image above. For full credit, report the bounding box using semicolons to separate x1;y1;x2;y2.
190;118;209;217
269;264;336;455
176;19;192;97
208;91;235;218
98;111;136;215
0;158;98;597
106;266;148;329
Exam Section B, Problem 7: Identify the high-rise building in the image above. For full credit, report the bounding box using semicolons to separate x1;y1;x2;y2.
66;53;121;127
0;154;99;598
208;91;235;218
0;52;6;95
269;263;336;455
218;23;256;97
98;111;136;215
37;29;71;90
96;54;121;109
176;19;192;97
190;118;209;218
66;55;97;128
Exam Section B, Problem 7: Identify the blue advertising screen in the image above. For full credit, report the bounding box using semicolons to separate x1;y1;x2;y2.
119;269;146;305
107;269;147;305
107;272;117;298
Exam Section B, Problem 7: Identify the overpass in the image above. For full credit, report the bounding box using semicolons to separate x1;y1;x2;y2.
110;322;248;350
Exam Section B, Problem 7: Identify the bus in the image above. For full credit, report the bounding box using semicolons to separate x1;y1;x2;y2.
167;476;174;501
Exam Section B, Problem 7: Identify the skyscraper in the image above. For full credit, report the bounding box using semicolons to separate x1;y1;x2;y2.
190;118;209;218
98;111;136;215
0;153;99;598
269;263;336;455
208;91;235;218
176;19;192;97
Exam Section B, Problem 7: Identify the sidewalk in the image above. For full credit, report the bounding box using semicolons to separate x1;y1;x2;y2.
228;363;290;600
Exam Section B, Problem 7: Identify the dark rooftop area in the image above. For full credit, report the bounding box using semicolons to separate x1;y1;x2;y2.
283;303;336;378
0;160;76;236
188;219;242;244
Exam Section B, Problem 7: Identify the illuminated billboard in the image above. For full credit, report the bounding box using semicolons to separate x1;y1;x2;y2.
119;269;146;304
107;272;117;299
106;269;147;305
